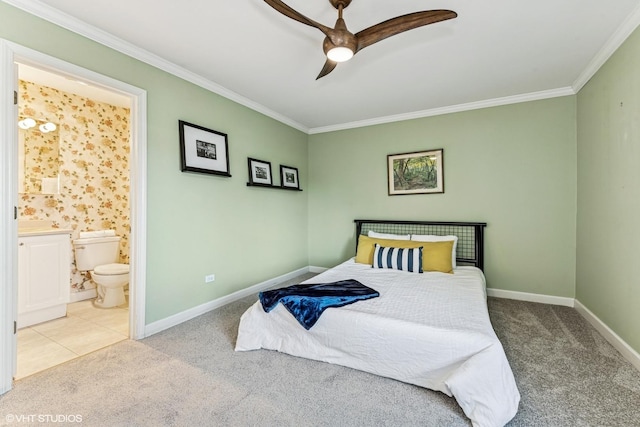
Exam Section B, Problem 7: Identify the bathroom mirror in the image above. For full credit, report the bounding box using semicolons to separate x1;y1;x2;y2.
18;117;60;194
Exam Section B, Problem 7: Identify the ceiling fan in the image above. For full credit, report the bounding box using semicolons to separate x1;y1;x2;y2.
264;0;457;79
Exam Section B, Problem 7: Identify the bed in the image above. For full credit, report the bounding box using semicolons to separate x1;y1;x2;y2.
236;220;520;427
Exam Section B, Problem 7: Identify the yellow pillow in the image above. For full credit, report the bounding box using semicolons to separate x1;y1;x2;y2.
355;235;423;265
355;235;454;273
422;240;454;274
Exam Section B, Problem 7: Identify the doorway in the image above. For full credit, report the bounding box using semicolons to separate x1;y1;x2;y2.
16;63;130;379
0;39;147;394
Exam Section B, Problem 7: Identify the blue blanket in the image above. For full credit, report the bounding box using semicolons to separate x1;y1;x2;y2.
259;280;379;330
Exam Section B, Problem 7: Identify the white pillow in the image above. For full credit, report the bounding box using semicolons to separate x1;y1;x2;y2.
368;230;410;240
410;234;458;268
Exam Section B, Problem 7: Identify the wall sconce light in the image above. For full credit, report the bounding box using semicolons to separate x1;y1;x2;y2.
39;122;57;133
18;118;36;129
19;118;56;133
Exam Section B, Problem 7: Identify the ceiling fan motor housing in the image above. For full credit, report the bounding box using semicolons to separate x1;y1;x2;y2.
324;17;357;55
330;0;352;9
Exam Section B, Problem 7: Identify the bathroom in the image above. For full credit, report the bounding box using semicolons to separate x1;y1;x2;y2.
16;63;132;379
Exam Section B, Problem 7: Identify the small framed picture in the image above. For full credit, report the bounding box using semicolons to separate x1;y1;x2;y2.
179;120;231;177
280;165;300;190
388;149;444;195
248;158;273;186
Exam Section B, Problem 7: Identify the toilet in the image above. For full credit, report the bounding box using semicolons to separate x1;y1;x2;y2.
72;230;129;308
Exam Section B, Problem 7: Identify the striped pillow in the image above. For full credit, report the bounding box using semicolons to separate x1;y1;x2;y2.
372;244;423;273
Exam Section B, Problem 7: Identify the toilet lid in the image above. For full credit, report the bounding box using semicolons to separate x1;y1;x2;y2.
94;263;129;275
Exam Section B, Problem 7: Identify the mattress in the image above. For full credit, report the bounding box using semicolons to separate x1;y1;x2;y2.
236;259;520;427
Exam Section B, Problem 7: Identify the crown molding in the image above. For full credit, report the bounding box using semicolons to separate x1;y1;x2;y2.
2;0;310;134
4;0;637;136
308;87;576;134
572;2;640;92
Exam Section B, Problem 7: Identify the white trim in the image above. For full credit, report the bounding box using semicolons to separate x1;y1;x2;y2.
308;87;575;134
128;83;148;340
10;0;637;135
7;41;148;341
574;300;640;372
0;0;599;137
572;3;640;92
69;288;97;303
6;0;640;135
2;0;309;134
488;288;640;371
487;287;575;307
0;39;147;394
144;267;310;337
309;266;329;274
141;267;640;374
0;39;18;395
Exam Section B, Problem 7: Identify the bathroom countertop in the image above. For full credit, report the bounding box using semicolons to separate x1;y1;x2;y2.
18;227;73;237
18;220;72;237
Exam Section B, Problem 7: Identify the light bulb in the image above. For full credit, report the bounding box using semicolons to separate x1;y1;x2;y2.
327;47;354;63
19;118;36;129
44;122;57;132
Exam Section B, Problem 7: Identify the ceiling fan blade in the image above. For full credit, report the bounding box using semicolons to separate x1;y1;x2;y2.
316;59;338;80
355;10;457;52
264;0;333;37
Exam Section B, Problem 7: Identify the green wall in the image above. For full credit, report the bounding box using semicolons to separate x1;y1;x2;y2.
4;3;638;358
0;3;309;323
576;26;640;353
308;97;577;296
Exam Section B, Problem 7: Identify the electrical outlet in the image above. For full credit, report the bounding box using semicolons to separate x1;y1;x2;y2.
205;274;215;283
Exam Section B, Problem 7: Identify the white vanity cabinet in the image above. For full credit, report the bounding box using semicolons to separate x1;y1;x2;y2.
18;231;72;328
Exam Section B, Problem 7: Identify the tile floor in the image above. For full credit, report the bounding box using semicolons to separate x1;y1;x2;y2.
16;299;129;380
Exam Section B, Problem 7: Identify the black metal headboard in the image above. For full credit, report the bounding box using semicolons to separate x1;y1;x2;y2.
354;219;487;270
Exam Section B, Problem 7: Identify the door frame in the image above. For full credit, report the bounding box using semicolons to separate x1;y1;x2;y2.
0;39;148;394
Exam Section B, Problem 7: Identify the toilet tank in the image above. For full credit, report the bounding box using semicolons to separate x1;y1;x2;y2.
73;236;121;271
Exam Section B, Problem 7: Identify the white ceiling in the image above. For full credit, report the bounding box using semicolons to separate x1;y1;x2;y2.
8;0;640;133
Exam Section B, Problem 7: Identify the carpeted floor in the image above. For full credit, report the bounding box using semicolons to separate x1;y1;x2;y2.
1;272;639;426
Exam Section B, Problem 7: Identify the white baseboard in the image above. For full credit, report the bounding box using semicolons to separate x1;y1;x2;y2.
142;268;640;372
487;288;575;307
145;272;573;337
69;288;97;303
489;289;639;371
574;300;640;372
144;266;310;337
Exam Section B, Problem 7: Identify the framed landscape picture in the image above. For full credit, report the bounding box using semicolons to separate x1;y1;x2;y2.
179;120;231;177
387;149;444;195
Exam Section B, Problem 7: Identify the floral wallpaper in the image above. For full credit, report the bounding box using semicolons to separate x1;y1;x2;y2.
18;80;131;293
20;122;60;194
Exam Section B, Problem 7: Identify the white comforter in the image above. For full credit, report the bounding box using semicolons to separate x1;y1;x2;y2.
235;259;520;427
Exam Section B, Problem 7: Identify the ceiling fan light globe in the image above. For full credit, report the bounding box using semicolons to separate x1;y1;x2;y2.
327;47;353;62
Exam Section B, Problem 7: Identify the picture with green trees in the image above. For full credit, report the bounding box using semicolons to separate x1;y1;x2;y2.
387;149;444;195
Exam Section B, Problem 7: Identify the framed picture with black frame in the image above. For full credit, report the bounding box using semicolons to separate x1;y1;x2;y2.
247;157;273;186
387;149;444;195
179;120;231;177
280;165;300;190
